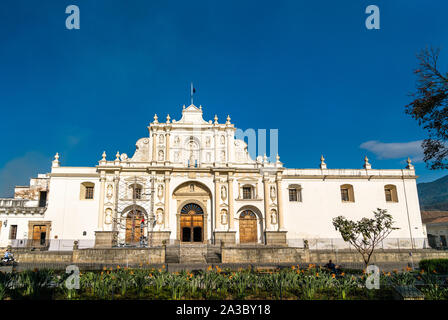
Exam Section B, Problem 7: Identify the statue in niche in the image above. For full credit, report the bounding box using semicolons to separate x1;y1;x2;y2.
156;209;164;225
221;151;226;162
105;208;112;224
158;150;164;161
221;210;228;225
174;136;180;145
220;135;225;145
270;186;276;200
106;184;113;199
221;185;227;200
159;134;164;144
157;184;164;198
206;136;211;147
271;210;278;225
189;151;195;167
174;151;179;162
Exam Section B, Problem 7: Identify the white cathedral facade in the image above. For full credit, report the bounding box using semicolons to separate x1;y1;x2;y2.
0;104;425;249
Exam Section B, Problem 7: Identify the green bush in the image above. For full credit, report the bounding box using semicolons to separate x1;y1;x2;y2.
419;259;448;274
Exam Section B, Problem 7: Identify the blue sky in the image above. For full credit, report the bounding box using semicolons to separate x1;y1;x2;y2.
1;0;448;196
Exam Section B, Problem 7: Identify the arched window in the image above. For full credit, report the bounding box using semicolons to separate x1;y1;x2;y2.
80;182;95;200
384;185;398;202
288;184;302;202
340;184;354;202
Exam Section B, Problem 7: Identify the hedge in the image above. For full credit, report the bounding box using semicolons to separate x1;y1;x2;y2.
419;259;448;274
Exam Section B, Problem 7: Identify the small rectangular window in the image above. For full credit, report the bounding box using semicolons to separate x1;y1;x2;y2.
133;187;142;200
289;189;298;201
243;187;252;199
38;191;47;207
385;189;392;202
341;188;349;202
9;225;17;240
85;186;94;199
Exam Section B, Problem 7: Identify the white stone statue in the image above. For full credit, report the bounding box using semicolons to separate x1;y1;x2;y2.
156;209;164;224
106;184;113;199
206;136;211;147
174;136;180;145
221;210;228;225
105;208;112;224
220;135;225;145
270;186;276;200
221;185;227;200
271;210;277;225
158;150;164;161
159;134;164;144
157;184;164;198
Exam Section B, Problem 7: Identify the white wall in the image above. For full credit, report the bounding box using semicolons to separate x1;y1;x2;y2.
44;170;99;241
282;177;424;241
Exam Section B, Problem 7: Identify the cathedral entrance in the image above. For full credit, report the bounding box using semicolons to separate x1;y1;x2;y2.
125;210;144;243
239;210;257;243
180;203;204;243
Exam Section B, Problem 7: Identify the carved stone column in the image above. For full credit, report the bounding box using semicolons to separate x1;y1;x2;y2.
98;174;106;229
263;176;271;231
214;175;221;231
164;174;170;229
165;132;170;162
228;174;235;230
214;129;218;165
112;173;120;232
152;130;157;163
276;175;284;231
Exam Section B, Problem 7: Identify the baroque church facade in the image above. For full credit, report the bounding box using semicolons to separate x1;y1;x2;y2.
0;105;425;249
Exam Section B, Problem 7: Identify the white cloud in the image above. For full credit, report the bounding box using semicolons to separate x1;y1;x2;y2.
360;140;424;162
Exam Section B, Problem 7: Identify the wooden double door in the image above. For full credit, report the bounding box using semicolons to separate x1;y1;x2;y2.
239;210;257;243
180;203;204;242
125;210;144;243
32;225;47;246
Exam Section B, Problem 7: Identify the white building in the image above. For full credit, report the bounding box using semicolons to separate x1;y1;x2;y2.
0;104;425;249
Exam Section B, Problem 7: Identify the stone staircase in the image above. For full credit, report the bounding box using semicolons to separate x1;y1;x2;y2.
165;245;180;263
165;244;222;264
180;244;207;264
206;245;221;263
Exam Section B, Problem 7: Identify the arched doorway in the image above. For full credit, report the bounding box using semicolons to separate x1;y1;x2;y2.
239;210;257;243
125;210;145;243
180;203;204;242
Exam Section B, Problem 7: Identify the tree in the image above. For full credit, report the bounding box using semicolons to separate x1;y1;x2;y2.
332;209;399;267
406;47;448;169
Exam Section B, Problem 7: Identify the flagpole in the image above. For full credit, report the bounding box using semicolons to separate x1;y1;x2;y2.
190;82;193;105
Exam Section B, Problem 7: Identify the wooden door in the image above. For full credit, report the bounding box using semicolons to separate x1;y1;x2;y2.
239;211;257;243
126;211;143;243
32;225;47;246
180;203;204;242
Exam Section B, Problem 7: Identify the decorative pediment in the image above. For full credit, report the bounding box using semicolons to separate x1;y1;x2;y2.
176;104;208;125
